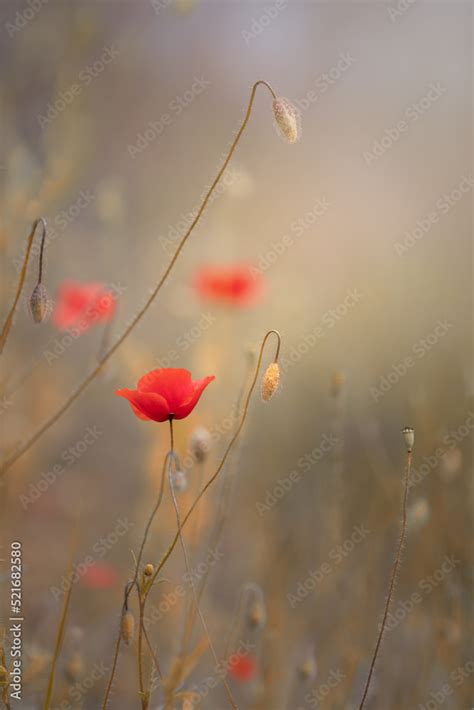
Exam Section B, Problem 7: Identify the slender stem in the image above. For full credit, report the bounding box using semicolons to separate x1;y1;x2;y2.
43;569;74;709
358;450;412;709
167;421;237;709
37;218;47;284
0;80;278;480
0;217;47;356
149;329;281;586
102;459;167;709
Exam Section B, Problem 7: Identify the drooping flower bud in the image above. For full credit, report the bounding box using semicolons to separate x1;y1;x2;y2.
261;362;280;401
121;609;135;645
273;97;300;143
29;283;50;323
402;427;415;453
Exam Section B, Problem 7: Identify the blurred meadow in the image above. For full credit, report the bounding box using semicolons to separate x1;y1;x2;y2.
0;1;472;708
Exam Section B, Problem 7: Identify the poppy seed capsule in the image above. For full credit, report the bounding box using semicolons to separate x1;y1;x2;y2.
191;427;211;463
261;362;280;401
29;283;50;323
402;427;415;453
273;97;299;143
144;563;154;577
121;610;135;645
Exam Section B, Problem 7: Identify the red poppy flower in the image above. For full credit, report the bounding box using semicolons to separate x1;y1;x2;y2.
194;263;264;307
80;562;119;590
228;653;257;682
52;280;116;333
116;368;215;422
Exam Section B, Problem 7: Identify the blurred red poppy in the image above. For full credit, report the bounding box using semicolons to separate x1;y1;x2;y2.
228;652;257;682
52;280;116;333
80;562;118;590
194;264;264;307
116;368;214;423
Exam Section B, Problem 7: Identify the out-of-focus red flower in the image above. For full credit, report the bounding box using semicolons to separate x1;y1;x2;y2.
52;280;116;333
194;264;264;307
116;368;215;423
80;562;119;590
228;653;257;682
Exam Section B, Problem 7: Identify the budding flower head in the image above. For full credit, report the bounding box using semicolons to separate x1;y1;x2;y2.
402;427;415;453
29;283;51;323
144;563;154;577
121;609;135;645
273;97;300;143
247;599;266;631
261;362;280;401
190;426;211;463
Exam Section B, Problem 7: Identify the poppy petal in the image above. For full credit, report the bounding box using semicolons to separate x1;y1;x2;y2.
137;368;194;414
116;388;170;422
174;375;215;419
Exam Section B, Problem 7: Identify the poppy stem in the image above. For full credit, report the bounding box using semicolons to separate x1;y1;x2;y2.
358;449;412;709
0;80;280;478
166;429;237;708
0;217;47;356
149;329;282;589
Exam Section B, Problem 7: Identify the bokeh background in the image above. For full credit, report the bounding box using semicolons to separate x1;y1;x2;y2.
0;1;472;708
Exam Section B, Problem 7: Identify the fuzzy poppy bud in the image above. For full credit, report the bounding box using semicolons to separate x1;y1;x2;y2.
402;427;415;453
247;600;266;630
29;283;50;323
121;610;135;645
297;653;317;683
190;427;211;463
261;362;280;401
273;97;300;143
144;563;154;577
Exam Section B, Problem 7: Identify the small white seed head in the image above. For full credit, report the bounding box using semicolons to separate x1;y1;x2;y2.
190;427;211;463
402;427;415;453
29;283;51;323
273;97;300;143
261;362;280;401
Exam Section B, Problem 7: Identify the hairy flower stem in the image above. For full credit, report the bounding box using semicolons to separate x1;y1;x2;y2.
101;459;168;710
358;450;412;709
0;217;47;356
148;330;281;588
166;421;237;709
0;80;278;480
